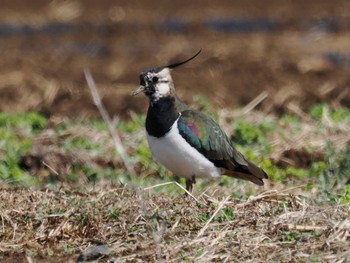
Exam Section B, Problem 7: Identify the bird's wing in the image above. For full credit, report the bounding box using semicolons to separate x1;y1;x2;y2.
177;110;243;169
177;110;268;185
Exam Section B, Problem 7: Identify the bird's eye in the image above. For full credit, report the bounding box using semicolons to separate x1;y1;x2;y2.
152;76;159;83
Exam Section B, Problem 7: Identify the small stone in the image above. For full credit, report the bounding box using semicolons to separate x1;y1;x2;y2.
108;258;126;263
77;244;110;262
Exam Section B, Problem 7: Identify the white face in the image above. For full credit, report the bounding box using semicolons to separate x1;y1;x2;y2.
147;68;173;101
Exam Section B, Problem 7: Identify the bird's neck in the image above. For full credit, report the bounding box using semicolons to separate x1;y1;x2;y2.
146;96;180;137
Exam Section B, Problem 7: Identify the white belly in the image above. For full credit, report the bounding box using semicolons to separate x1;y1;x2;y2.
146;119;221;179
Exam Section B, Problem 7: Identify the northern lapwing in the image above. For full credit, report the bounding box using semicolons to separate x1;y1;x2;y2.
132;50;268;191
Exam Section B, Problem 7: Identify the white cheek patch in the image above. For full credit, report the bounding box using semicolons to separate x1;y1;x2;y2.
151;82;171;103
157;82;171;96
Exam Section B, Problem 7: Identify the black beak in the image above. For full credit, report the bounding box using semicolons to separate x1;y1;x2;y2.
132;86;145;96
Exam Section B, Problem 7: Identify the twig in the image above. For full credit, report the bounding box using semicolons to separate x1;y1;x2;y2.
241;91;268;115
143;181;200;204
235;190;291;208
26;256;34;263
279;184;307;193
84;69;135;176
41;161;59;176
285;224;327;232
196;195;230;238
286;103;314;122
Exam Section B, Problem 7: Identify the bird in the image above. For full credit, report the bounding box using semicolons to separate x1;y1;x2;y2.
132;50;268;191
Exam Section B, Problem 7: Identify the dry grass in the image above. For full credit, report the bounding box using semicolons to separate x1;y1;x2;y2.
3;104;348;262
219;106;350;166
0;185;349;262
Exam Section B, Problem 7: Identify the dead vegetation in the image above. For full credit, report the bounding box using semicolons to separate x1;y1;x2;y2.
2;80;348;262
16;103;350;185
0;185;349;262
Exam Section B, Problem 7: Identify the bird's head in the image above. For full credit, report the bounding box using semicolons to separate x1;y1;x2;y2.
132;50;201;102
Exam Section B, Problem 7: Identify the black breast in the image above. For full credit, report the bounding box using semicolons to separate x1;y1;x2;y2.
146;97;179;138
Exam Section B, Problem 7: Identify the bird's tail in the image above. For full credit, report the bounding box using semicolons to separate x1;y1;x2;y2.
223;159;268;186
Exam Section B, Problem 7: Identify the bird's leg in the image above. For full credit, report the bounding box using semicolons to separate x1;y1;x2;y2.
185;179;192;192
185;175;196;193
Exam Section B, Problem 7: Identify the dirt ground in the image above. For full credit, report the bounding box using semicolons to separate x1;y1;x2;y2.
1;187;349;263
0;0;349;119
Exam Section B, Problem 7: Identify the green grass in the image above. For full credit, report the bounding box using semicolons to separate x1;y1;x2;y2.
0;102;349;203
0;112;46;184
309;103;350;123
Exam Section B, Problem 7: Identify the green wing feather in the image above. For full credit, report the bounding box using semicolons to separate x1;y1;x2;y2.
178;110;268;185
178;110;245;169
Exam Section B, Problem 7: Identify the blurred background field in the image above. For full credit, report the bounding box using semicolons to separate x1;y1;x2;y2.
0;1;350;262
1;0;350;117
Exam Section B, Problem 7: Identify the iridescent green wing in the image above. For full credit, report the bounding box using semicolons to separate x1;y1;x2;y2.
177;110;246;169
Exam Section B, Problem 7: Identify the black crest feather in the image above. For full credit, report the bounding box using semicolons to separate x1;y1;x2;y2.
166;49;202;69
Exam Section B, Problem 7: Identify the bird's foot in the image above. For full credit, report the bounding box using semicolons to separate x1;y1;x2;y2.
185;175;196;193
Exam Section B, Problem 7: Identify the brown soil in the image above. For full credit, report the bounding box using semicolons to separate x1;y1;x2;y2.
1;187;349;263
0;0;349;119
